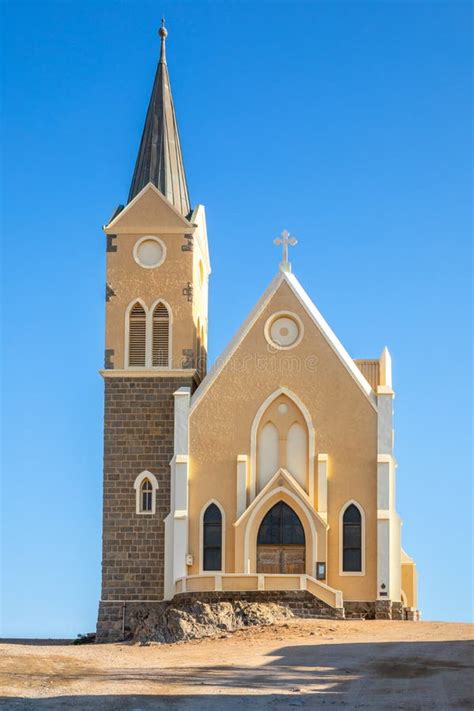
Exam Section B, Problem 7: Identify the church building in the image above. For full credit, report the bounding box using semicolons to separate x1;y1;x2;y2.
97;23;419;642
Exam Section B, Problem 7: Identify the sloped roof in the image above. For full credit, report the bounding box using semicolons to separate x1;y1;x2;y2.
128;22;190;215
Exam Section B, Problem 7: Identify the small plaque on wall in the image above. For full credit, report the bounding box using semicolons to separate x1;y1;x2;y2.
316;562;326;580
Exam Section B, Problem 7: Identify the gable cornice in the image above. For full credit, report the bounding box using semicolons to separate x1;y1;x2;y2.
103;182;195;234
189;272;285;414
284;272;377;408
190;271;377;413
234;467;328;531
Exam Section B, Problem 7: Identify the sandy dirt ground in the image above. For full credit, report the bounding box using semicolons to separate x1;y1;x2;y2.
0;619;472;710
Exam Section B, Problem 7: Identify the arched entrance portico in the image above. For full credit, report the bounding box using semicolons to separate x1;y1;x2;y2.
257;501;305;574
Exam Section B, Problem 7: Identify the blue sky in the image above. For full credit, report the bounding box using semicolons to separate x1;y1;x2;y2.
1;1;472;637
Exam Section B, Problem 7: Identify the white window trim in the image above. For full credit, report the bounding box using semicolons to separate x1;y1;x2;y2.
199;499;225;574
133;235;167;269
250;387;315;502
124;298;173;370
263;310;304;351
134;470;159;515
339;499;366;576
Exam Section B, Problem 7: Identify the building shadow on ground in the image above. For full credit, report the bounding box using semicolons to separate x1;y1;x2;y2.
1;639;473;710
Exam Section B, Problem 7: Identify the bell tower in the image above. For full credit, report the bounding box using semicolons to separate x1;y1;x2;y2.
97;21;210;642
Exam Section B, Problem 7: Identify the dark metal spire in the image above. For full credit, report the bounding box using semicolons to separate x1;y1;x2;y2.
127;19;191;214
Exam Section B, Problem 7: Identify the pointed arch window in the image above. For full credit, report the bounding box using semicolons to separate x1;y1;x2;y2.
286;422;307;489
203;503;222;571
152;302;170;367
342;504;362;572
128;302;147;367
140;478;153;512
258;422;279;490
133;470;159;515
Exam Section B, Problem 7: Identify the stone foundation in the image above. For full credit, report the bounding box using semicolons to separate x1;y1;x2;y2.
404;607;421;621
97;594;418;642
174;590;345;620
96;590;344;643
344;601;376;620
391;601;404;620
344;600;409;621
374;599;392;619
96;601;126;643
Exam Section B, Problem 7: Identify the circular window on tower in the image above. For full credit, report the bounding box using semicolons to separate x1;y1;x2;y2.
133;236;166;269
264;311;304;350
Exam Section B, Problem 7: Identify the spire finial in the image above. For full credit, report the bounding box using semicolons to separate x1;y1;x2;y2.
274;229;298;273
158;17;168;62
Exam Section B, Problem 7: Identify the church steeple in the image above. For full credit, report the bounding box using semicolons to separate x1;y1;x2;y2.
128;20;191;215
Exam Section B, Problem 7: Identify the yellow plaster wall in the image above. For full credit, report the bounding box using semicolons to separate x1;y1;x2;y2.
188;280;378;601
401;562;418;608
104;192;208;370
222;576;259;592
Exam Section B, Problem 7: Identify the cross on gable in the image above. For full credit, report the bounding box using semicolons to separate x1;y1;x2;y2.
274;229;297;273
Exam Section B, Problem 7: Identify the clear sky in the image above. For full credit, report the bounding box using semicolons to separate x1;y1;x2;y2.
1;1;472;637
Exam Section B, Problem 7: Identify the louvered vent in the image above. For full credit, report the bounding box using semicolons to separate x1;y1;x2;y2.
354;359;380;390
129;302;146;367
153;303;170;367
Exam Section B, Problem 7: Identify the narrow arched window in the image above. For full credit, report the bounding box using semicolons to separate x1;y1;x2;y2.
343;504;362;572
134;470;158;514
203;503;222;571
152;303;170;367
258;422;279;489
141;478;153;512
129;302;146;367
286;422;307;489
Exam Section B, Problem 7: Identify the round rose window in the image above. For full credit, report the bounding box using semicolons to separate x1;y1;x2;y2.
265;312;303;350
133;236;166;269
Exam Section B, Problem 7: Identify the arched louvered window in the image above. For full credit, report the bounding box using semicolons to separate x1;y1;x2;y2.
128;302;146;367
141;478;153;512
152;302;170;367
203;503;222;571
343;504;362;572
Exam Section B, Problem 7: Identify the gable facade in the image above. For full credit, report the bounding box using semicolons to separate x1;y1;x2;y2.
185;278;378;602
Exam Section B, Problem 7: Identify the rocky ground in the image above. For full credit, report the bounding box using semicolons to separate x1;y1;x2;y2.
0;619;472;710
129;600;294;643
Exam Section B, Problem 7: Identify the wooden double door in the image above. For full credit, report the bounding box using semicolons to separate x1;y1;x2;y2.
256;501;306;575
257;544;305;574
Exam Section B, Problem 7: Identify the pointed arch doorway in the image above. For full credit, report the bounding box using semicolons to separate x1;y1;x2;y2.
256;501;306;574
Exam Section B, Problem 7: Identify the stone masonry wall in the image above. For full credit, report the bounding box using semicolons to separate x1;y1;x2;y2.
97;376;194;640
